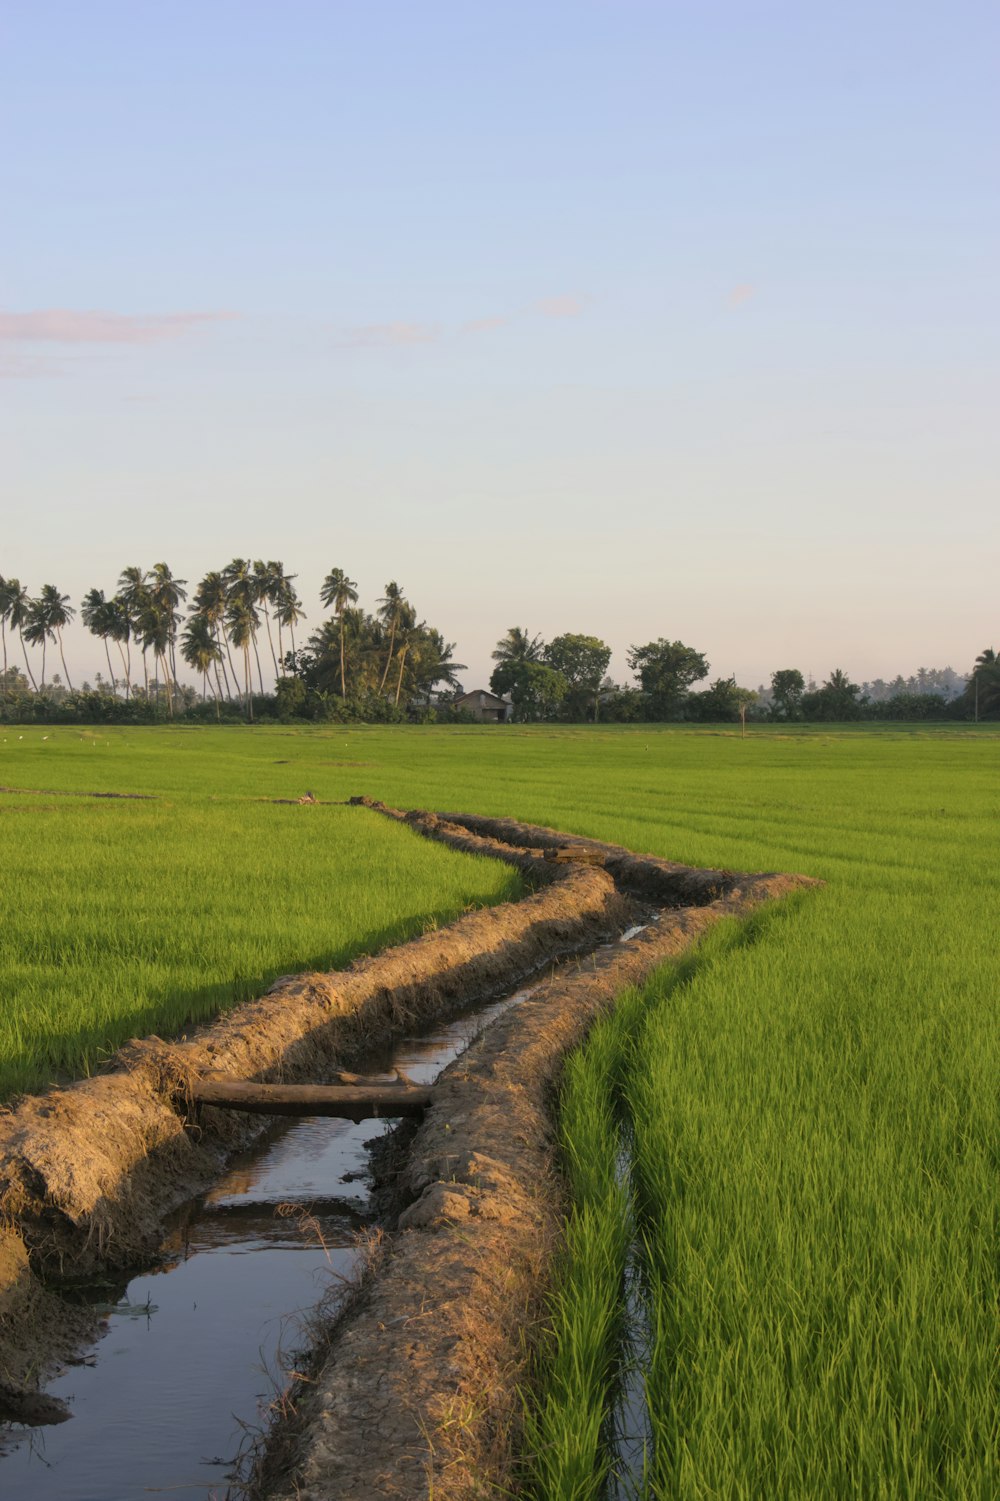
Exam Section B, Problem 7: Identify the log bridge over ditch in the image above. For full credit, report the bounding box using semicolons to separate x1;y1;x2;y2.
190;1078;431;1120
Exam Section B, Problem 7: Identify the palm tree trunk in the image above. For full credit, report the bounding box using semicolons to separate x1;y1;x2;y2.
221;624;238;693
18;629;38;692
340;616;347;698
116;640;131;700
252;633;265;695
380;621;397;692
56;628;74;691
394;646;409;707
262;605;279;677
40;638;47;689
1;622;7;700
276;618;285;675
103;637;116;693
244;646;253;722
214;625;233;699
160;651;174;717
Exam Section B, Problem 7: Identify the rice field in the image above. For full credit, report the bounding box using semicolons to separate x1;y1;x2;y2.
2;720;997;1494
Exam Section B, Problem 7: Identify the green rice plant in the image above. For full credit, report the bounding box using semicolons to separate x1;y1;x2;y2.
524;1012;635;1501
0;780;521;1098
2;722;998;1492
626;905;999;1500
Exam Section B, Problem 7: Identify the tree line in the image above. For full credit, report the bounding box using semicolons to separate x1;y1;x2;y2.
0;567;994;723
0;564;462;723
489;631;993;723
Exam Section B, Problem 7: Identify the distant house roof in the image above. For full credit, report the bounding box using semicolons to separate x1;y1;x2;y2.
454;690;511;708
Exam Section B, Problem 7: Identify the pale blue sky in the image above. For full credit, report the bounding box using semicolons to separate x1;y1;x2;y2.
2;1;996;690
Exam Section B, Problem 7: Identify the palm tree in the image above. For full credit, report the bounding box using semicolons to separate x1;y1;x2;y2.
226;592;259;720
320;567;359;698
491;627;544;667
181;612;224;713
136;595;174;716
108;595;134;699
192;571;235;699
252;560;285;680
224;558;265;694
23;597;54;688
118;566;151;696
377;582;408;692
418;628;466;697
274;580;306;667
0;576;11;697
37;586;76;691
149;562;187;685
392;604;419;707
971;647;1000;719
5;580;38;691
81;588;118;692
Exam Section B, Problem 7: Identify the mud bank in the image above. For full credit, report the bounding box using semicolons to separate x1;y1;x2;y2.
0;804;818;1487
258;828;817;1499
0;831;627;1404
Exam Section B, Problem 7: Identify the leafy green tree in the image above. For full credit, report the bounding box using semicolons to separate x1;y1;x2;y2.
770;667;805;721
801;667;864;721
626;638;709;719
544;633;611;721
688;676;756;722
490;657;567;721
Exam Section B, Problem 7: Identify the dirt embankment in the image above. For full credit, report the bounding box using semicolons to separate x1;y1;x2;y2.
258;813;819;1501
0;820;627;1407
0;802;819;1478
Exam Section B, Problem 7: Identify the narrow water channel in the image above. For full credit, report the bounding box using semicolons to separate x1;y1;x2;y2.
0;987;534;1501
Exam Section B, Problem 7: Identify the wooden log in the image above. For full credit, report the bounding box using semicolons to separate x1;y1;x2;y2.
543;846;606;865
190;1081;432;1120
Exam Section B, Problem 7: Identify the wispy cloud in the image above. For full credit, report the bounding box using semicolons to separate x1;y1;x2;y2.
0;308;236;344
333;321;440;349
461;315;509;335
729;284;756;307
537;294;584;318
332;295;586;353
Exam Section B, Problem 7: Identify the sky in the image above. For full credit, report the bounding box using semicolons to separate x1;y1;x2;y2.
2;1;997;693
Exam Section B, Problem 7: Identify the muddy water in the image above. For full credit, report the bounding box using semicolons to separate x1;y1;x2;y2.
0;989;531;1501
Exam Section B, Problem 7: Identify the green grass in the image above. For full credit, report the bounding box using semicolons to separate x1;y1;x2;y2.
2;720;997;1493
0;728;526;1098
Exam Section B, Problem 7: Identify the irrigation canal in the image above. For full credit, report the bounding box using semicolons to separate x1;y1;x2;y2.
0;921;654;1501
0;983;538;1500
